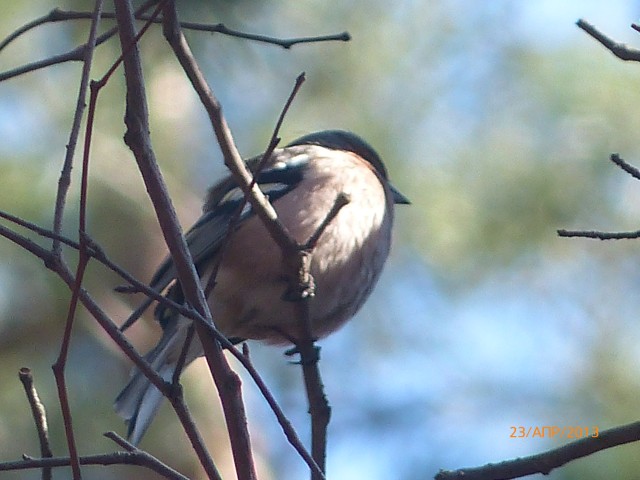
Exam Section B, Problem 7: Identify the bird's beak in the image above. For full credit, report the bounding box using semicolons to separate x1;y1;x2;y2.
390;184;410;205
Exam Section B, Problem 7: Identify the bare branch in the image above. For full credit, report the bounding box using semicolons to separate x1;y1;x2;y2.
0;2;157;82
436;421;640;480
112;1;237;478
0;449;189;480
0;8;349;53
180;21;350;49
577;19;640;61
160;5;258;479
18;368;53;480
558;155;640;240
48;5;105;478
610;152;640;180
557;228;640;240
242;344;326;479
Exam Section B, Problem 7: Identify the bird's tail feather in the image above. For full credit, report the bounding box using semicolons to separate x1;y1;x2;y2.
114;325;190;445
115;363;175;446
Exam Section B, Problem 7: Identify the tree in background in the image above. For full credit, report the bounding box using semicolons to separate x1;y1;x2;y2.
2;1;640;479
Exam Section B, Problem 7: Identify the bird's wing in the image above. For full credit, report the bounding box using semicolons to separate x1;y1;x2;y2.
148;147;311;297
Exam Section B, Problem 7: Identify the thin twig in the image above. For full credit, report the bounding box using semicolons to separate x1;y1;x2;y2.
0;449;189;480
180;21;350;49
242;344;326;479
0;2;158;82
557;228;640;240
558;154;640;240
436;421;640;480
576;19;640;61
0;8;349;53
0;210;222;344
162;0;296;255
202;71;307;300
49;4;104;478
18;368;53;480
610;153;640;180
51;0;157;256
304;193;351;250
294;194;351;480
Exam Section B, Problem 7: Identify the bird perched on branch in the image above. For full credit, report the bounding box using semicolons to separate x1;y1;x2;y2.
115;129;409;445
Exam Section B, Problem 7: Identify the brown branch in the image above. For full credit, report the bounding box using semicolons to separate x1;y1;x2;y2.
0;439;189;480
179;21;350;49
242;344;326;479
160;5;257;479
162;6;350;475
161;1;296;255
50;0;158;255
0;2;158;82
292;194;350;480
18;368;53;480
304;193;351;250
0;48;84;82
436;421;640;480
0;209;226;350
13;370;191;480
48;4;104;479
112;1;231;478
0;166;325;480
0;7;349;53
51;3;98;255
0;227;199;480
103;430;194;480
576;19;640;61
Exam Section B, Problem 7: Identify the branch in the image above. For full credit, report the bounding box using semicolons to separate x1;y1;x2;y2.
177;21;350;49
610;152;640;180
161;7;353;476
557;228;640;240
0;443;189;480
558;154;640;240
48;3;105;478
436;421;640;480
0;220;229;480
18;368;53;480
0;1;158;82
160;5;258;479
7;372;186;479
0;8;349;53
291;194;350;480
576;19;640;61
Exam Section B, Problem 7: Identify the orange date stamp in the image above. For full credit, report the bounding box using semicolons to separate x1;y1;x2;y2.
510;426;599;439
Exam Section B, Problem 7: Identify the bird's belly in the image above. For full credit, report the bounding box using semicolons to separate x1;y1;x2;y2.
207;153;393;344
208;213;391;343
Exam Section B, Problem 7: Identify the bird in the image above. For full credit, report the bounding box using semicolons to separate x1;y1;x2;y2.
114;129;409;445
